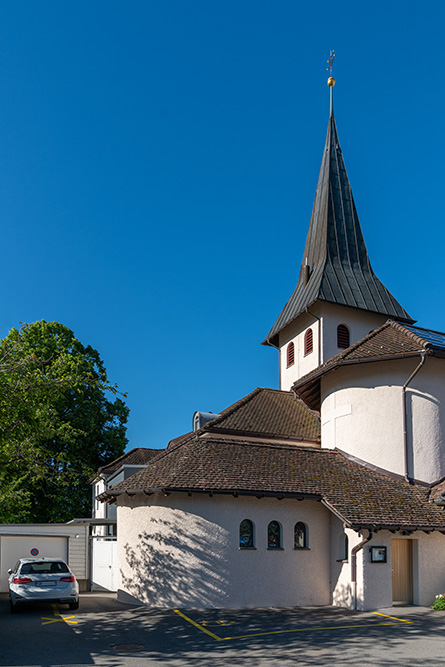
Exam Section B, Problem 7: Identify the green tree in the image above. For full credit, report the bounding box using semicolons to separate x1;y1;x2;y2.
0;320;129;523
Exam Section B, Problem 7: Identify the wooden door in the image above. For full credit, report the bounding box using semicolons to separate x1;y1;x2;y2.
392;539;413;604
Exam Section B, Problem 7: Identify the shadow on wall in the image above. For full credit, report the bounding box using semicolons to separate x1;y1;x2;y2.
332;581;352;609
120;512;230;607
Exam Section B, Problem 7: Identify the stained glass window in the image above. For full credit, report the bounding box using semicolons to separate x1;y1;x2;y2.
294;522;308;548
268;521;281;549
239;519;254;548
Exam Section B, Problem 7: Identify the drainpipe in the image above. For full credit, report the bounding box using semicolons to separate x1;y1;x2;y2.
351;530;373;610
305;308;321;367
402;351;427;483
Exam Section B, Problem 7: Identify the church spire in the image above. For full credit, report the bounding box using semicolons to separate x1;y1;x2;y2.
263;71;413;348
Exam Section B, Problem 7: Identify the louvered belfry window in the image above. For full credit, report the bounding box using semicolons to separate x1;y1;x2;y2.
286;342;295;367
337;324;350;349
304;328;313;356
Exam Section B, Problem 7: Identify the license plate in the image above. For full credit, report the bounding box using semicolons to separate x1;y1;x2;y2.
36;581;57;586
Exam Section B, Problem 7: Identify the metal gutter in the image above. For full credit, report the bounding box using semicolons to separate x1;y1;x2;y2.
101;487;323;502
402;351;427;483
351;531;373;610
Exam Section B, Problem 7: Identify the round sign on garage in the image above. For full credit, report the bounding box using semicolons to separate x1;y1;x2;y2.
30;548;39;556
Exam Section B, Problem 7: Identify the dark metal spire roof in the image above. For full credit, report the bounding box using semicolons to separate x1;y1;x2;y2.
263;110;413;348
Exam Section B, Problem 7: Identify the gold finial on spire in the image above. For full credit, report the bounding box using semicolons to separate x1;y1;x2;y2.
327;50;336;87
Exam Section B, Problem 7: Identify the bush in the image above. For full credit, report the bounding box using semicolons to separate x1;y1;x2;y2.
431;594;445;610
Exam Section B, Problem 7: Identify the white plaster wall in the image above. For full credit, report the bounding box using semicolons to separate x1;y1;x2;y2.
278;303;386;391
321;358;445;484
416;531;445;605
358;531;445;610
358;532;393;611
279;310;320;391
320;303;388;363
117;494;331;608
330;517;357;609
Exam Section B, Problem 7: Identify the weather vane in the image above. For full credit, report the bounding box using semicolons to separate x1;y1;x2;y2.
326;50;336;116
326;50;336;76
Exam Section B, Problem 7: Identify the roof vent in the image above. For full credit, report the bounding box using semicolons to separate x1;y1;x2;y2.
433;491;445;506
193;411;220;431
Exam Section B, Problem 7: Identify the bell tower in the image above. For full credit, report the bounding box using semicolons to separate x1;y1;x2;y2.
263;62;413;390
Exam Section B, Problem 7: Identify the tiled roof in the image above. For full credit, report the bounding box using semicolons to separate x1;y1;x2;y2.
201;388;320;441
99;447;164;475
104;437;445;531
263;113;412;348
293;320;445;410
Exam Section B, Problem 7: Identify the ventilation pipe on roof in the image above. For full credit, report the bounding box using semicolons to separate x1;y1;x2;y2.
351;530;373;611
302;258;310;286
402;351;427;483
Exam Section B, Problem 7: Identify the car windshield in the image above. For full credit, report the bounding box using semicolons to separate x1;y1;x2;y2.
20;562;69;575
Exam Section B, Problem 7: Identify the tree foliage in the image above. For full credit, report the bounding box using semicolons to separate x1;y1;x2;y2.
0;321;129;523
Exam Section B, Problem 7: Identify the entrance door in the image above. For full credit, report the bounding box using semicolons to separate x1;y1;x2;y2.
392;539;413;604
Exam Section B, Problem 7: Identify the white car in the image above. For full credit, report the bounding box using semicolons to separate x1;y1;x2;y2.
8;557;79;613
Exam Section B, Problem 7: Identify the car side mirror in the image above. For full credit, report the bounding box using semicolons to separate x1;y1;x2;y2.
7;569;12;575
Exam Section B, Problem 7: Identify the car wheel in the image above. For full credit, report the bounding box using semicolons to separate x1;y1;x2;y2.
10;599;17;614
69;600;79;610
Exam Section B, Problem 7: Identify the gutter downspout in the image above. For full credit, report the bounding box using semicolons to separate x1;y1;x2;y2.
305;308;321;368
402;351;427;483
351;530;373;610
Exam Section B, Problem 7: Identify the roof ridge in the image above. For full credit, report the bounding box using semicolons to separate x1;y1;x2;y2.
292;394;320;420
203;387;264;429
98;446;152;472
390;320;434;347
198;436;329;454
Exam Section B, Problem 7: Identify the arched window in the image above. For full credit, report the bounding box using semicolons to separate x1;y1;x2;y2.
286;342;295;367
294;522;308;549
239;519;254;548
338;533;349;561
267;521;282;549
337;324;350;349
304;328;313;356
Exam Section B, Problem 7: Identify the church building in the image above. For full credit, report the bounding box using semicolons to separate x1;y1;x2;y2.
98;76;445;611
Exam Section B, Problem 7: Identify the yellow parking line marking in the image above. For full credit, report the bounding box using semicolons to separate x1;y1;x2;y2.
173;610;224;641
372;612;412;624
222;621;410;641
41;604;77;626
174;609;411;642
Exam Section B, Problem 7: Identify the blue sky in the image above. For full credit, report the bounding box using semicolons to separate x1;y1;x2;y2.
0;1;443;450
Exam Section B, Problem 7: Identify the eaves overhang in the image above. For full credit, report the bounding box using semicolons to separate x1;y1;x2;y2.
99;487;324;504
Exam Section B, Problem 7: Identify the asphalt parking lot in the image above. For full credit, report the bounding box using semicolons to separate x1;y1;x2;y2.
1;592;445;666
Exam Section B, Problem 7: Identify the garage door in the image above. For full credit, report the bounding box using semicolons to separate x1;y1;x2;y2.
0;536;68;592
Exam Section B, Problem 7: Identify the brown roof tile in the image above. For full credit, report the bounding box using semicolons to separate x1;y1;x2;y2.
293;321;445;410
105;437;445;531
202;388;320;441
99;447;164;475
